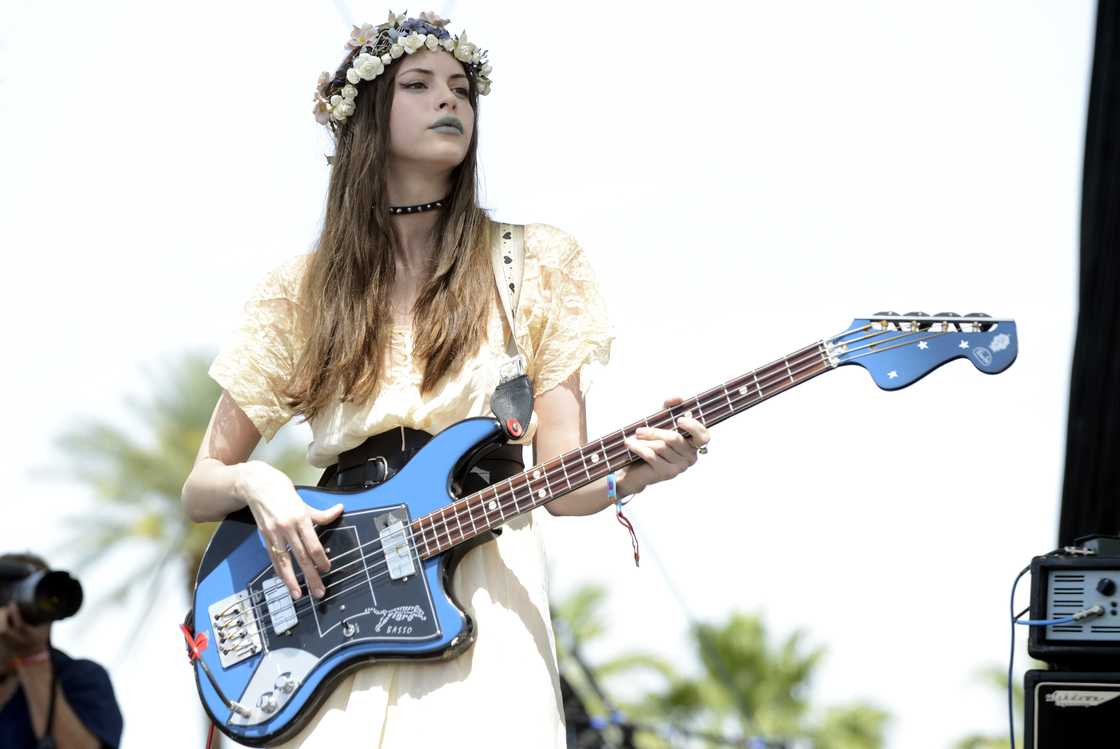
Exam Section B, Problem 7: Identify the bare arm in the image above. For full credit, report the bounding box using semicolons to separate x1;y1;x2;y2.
1;605;104;749
533;372;711;516
16;657;100;749
181;390;262;522
180;391;342;599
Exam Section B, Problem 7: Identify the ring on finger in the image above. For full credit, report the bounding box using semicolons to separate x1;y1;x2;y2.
270;544;286;556
698;444;709;455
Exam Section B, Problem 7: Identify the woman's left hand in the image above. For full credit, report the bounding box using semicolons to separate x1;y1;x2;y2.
621;395;710;495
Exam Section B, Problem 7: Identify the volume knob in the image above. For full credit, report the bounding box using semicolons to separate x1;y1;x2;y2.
257;691;278;714
275;672;296;694
1097;578;1117;596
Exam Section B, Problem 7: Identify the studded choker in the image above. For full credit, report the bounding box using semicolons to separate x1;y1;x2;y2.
387;197;448;216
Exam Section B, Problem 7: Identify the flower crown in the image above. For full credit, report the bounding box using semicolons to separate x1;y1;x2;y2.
313;10;492;126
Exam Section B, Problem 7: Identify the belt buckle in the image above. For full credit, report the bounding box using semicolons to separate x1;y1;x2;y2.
336;455;389;488
363;455;389;487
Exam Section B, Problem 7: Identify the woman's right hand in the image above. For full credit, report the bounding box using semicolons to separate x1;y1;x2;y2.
235;460;345;600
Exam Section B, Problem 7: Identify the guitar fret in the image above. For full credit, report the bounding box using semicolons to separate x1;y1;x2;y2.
502;481;516;516
452;503;465;542
558;455;573;490
600;437;611;471
722;384;733;414
428;514;442;554
785;358;794;384
466;497;479;536
488;486;501;526
753;371;763;398
431;516;444;555
440;509;454;549
540;465;554;503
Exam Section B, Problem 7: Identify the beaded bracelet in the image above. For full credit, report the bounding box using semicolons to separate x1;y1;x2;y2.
608;473;640;567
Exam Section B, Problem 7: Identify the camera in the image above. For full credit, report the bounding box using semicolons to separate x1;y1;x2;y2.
0;559;83;626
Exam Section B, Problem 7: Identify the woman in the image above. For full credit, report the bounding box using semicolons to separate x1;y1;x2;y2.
181;11;709;747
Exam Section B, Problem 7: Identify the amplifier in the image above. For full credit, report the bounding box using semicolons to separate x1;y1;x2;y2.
1028;538;1120;668
1024;670;1120;748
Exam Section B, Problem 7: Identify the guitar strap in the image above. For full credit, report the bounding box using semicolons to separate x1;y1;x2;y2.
489;222;534;444
491;221;525;361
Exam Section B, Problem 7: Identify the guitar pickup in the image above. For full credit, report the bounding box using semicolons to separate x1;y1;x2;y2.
380;519;416;580
262;577;298;635
208;590;263;668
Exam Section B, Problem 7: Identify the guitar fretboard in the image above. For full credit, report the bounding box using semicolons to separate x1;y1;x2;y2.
411;341;833;559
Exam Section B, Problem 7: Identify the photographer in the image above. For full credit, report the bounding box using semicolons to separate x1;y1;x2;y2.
0;553;122;749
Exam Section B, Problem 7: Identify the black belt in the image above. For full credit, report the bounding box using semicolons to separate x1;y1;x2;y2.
318;426;525;490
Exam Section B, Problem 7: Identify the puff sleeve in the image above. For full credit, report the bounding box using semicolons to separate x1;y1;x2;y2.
208;256;308;441
522;224;614;398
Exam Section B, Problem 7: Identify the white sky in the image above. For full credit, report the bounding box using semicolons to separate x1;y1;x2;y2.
0;1;1097;747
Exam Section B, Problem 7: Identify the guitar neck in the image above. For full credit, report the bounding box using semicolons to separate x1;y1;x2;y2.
413;340;834;559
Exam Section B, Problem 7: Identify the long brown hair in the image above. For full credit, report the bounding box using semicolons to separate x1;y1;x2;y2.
285;54;494;424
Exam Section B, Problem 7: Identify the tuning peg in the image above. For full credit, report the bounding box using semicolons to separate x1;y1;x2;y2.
870;311;900;330
903;312;932;331
964;312;994;332
933;312;961;331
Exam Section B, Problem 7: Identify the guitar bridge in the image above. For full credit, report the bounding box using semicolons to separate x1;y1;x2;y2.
208;590;263;668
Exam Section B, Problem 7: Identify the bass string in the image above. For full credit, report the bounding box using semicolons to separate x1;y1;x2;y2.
233;323;946;622
219;325;957;627
253;343;829;594
225;343;843;624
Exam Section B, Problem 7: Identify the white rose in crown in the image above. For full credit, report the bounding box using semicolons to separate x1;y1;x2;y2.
453;32;476;62
402;33;426;54
331;97;353;118
390;43;404;58
346;68;360;85
425;33;440;50
354;53;384;80
331;98;356;120
341;84;358;100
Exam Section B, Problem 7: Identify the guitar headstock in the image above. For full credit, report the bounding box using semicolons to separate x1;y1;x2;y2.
827;312;1018;390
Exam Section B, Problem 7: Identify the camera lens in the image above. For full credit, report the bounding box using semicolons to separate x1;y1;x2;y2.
3;570;84;625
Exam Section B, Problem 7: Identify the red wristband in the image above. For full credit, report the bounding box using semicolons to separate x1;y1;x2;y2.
11;650;50;669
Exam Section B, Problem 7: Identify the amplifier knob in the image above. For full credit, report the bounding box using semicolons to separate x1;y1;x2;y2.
1097;578;1117;596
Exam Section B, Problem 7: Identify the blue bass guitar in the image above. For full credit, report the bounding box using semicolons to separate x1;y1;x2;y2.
187;313;1018;745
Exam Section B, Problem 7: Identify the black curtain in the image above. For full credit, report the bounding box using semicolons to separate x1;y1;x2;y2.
1059;0;1120;546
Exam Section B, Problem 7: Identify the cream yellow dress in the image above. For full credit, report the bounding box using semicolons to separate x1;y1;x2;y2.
208;223;612;748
